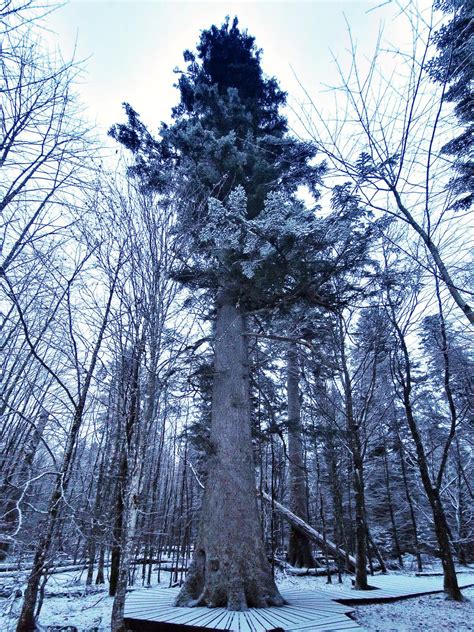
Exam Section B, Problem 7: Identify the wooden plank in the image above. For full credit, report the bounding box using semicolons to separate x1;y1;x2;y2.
125;604;188;615
284;605;354;618
287;619;361;631
158;608;232;627
203;609;237;630
244;607;317;628
212;611;239;631
123;574;474;631
284;614;360;630
239;610;261;632
283;595;354;609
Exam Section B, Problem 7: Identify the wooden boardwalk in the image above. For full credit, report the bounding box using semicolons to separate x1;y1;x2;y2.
312;573;474;604
124;573;474;631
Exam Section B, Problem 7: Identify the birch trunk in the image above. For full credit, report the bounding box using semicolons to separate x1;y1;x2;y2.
15;267;118;631
0;408;48;561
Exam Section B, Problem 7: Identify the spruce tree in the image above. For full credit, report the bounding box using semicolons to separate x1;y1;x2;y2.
429;0;473;210
110;17;367;610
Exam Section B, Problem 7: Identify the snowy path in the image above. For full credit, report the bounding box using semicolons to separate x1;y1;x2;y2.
123;573;474;631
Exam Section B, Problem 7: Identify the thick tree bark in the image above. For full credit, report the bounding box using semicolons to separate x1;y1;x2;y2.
175;293;284;610
286;343;315;568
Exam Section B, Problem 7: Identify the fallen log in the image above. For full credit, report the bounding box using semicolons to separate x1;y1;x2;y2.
151;565;188;573
0;561;82;574
260;491;356;572
272;557;340;577
0;563;88;578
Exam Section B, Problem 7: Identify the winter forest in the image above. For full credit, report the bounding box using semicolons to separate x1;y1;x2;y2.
0;0;473;631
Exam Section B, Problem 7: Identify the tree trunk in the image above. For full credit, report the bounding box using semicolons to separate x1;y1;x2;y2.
110;486;141;631
96;547;105;584
366;527;387;574
454;441;468;565
383;440;403;568
86;539;96;586
0;407;48;561
175;293;284;610
286;343;315;568
329;457;347;582
393;318;463;600
395;419;422;572
16;405;86;632
15;267;119;631
339;320;368;590
111;335;145;631
109;471;125;597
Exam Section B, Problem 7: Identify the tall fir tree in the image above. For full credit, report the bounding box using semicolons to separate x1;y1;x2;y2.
111;17;368;609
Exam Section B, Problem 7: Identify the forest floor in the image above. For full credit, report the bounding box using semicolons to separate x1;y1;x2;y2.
0;565;473;631
351;586;474;631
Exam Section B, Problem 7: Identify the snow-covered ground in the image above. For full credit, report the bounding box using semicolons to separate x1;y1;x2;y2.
0;568;473;631
352;586;474;631
0;569;173;631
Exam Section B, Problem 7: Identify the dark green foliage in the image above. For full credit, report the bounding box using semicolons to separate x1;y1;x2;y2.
110;17;372;316
420;314;474;417
110;17;336;313
110;17;321;220
177;17;286;132
250;352;287;442
429;0;474;210
186;359;214;478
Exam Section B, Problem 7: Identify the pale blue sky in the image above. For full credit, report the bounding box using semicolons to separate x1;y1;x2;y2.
44;1;413;137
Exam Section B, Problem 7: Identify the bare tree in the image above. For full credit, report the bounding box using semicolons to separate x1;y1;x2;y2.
13;252;122;631
1;1;94;278
382;252;463;600
296;2;473;325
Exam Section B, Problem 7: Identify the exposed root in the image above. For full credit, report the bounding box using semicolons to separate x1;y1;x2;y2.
175;580;286;610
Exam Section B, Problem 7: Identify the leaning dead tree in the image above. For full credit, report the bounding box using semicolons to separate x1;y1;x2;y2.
260;491;356;572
